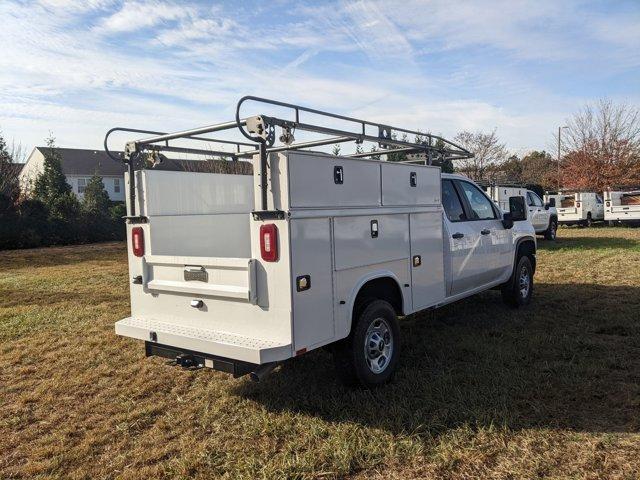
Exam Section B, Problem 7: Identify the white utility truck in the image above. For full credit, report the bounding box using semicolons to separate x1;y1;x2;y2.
105;97;537;387
484;184;558;240
543;192;604;226
604;189;640;226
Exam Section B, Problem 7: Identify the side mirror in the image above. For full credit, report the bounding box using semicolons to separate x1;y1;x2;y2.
508;196;527;222
544;203;551;210
502;212;514;230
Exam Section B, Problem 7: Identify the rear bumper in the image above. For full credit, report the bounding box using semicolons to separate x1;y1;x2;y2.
116;317;292;364
145;342;257;377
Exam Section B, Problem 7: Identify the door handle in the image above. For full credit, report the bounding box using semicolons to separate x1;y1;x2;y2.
452;232;464;239
481;229;490;235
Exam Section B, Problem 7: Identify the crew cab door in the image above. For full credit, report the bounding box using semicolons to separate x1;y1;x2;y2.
442;179;509;296
595;194;605;219
527;191;547;230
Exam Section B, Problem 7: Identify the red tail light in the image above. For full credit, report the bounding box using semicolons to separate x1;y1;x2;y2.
576;202;581;208
132;227;145;257
260;224;278;262
606;201;611;207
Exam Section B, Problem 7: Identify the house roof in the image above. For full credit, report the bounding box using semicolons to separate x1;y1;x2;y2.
29;147;252;177
34;147;126;176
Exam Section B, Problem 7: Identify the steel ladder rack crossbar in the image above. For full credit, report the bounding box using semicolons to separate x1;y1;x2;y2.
103;95;473;217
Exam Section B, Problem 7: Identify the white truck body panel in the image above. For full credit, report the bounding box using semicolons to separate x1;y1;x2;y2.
604;190;640;222
544;192;604;223
116;152;535;369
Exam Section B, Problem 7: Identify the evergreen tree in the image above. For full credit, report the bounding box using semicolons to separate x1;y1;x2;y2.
83;174;111;215
433;138;455;173
0;131;10;163
386;133;409;162
33;135;72;202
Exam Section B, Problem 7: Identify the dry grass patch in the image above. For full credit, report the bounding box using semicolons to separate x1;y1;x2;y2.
1;229;639;479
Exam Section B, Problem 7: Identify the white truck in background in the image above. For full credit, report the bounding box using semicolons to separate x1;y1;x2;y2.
543;192;604;226
105;97;537;387
484;185;558;240
604;189;640;226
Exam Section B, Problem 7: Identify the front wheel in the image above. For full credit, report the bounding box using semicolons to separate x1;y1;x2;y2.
333;299;400;388
501;255;534;308
544;219;557;240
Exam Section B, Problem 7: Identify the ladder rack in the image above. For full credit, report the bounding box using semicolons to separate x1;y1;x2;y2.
104;96;473;218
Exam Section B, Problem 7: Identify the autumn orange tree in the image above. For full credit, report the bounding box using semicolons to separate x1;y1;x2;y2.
560;99;640;191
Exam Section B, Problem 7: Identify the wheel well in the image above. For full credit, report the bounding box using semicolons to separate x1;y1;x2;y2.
517;239;536;274
353;277;404;321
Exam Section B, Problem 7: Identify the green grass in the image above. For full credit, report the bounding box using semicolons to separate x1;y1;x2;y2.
1;228;639;479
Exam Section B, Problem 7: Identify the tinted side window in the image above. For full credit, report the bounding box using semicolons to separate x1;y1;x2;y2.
458;181;497;220
442;180;466;222
529;192;543;207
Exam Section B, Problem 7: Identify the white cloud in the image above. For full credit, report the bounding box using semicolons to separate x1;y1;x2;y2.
95;0;194;33
1;0;639;156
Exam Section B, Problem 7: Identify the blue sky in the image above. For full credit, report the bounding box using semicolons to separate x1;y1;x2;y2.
1;0;639;158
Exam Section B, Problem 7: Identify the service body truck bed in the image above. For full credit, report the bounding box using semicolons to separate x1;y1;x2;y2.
107;96;537;386
605;190;640;225
543;192;604;226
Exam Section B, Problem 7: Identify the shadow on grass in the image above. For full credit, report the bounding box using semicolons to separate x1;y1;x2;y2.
234;283;640;437
539;236;639;251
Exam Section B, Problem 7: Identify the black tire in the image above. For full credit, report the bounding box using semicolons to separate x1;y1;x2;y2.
585;213;593;228
608;220;615;227
543;218;557;240
501;255;534;308
333;299;400;388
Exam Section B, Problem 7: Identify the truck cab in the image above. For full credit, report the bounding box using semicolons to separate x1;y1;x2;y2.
525;190;558;238
106;96;537;388
484;184;557;240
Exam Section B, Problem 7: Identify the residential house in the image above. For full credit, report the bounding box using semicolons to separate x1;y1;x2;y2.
19;147;127;201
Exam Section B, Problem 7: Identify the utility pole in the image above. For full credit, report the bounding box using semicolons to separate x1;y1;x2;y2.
557;126;568;191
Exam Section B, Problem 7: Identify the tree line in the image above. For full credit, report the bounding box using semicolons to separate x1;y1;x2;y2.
332;99;639;193
451;99;640;192
0;135;125;249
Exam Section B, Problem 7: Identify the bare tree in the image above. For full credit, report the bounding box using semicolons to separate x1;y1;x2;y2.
453;129;508;181
560;99;640;190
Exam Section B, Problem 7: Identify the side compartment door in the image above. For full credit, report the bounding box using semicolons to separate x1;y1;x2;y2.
409;212;446;310
290;218;334;351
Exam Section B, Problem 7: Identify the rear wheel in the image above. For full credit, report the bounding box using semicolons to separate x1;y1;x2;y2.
585;213;593;227
333;299;400;388
544;219;557;240
501;255;534;308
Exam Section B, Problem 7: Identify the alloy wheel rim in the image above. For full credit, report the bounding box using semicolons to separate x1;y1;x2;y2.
364;317;393;374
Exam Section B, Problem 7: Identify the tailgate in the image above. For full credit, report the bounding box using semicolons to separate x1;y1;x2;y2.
141;255;257;303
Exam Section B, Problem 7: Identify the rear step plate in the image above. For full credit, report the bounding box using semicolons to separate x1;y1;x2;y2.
116;317;291;364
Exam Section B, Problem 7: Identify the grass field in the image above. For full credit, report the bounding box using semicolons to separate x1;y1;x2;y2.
1;227;639;479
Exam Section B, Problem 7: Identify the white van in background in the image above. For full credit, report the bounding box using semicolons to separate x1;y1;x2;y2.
484;185;558;240
604;190;640;225
543;192;604;227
